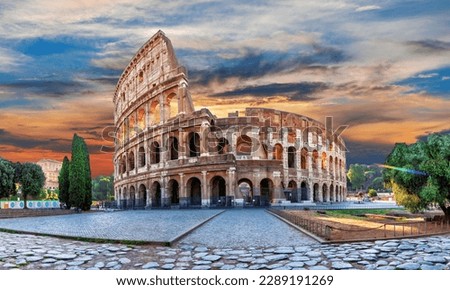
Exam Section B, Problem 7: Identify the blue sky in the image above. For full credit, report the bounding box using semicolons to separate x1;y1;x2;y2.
0;0;449;175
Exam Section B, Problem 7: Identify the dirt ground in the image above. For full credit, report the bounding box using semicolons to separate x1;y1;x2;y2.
283;210;450;242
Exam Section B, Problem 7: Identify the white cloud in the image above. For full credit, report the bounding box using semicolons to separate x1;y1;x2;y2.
442;76;450;80
355;5;381;12
0;47;30;72
416;73;439;78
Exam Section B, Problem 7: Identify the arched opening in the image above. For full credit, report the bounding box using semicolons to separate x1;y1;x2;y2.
128;151;135;171
236;135;252;155
121;187;127;209
301;148;308;169
313;183;320;202
260;178;273;206
138;71;144;83
129;186;136;209
312;150;319;170
210;176;227;206
322;183;329;202
151;181;161;208
288;146;296;168
150;141;160;164
217;137;229;154
300;181;308;201
168;93;178;118
287;180;298;202
138;146;146;167
137;107;145;130
150;101;160;125
335;158;339;178
188;132;201;157
168;137;179;160
129;114;136;138
330;184;335;202
273;143;283;160
120;157;126;174
168;179;179;206
329;156;334;176
138;184;147;208
238;179;253;206
187;177;202;206
321;152;327;170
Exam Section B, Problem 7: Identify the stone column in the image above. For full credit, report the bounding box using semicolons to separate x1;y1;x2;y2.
272;171;285;204
179;173;187;207
178;129;186;160
308;181;314;202
201;171;208;207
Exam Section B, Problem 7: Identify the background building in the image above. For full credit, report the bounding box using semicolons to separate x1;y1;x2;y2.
113;31;347;209
36;159;62;190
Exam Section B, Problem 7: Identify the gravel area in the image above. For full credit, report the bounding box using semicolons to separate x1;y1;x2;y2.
0;210;223;243
180;209;318;247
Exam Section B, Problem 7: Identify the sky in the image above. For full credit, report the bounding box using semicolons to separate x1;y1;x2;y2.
0;0;449;177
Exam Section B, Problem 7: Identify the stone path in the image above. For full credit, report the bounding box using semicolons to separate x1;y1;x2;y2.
1;232;449;270
0;210;223;243
181;209;317;247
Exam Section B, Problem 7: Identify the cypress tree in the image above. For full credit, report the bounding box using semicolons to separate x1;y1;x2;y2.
58;156;71;209
69;134;92;210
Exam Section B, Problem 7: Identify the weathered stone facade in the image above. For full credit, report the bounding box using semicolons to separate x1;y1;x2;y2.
36;159;62;190
113;31;347;209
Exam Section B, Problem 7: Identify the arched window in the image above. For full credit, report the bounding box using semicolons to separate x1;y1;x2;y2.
321;152;327;170
301;147;308;169
236;135;252;155
288;146;296;168
128;151;135;171
273;143;283;160
188;132;201;157
150;141;160;164
168;93;178;118
138;146;146;167
217;137;229;154
169;137;179;160
312;150;319;169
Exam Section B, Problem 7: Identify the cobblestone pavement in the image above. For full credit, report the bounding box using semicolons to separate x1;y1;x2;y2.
0;210;223;243
0;232;449;270
0;210;450;270
181;209;317;247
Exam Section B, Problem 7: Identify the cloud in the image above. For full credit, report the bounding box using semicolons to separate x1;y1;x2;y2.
355;5;381;12
0;47;30;72
415;73;439;78
407;40;450;53
442;76;450;81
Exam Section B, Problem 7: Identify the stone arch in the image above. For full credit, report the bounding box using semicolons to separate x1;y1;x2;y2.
137;106;145;130
238;178;253;205
330;184;335;202
300;181;309;201
167;93;179;119
301;147;308;169
188;132;201;157
312;150;319;169
168;137;179;160
287;180;298;202
329;156;334;175
321;152;327;170
210;176;227;206
273;143;283;160
138;146;146;167
187;177;202;206
151;181;162;208
129;185;136;208
313;183;320;202
120;156;127;174
335;157;339;178
167;179;180;206
236;135;252;155
150;100;161;125
121;187;127;209
322;183;329;202
129;114;136;138
260;178;273;206
217;137;229;154
128;151;135;171
288;146;296;168
150;141;161;164
138;184;147;208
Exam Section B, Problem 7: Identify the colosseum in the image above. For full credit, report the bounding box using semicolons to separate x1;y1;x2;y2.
113;30;347;209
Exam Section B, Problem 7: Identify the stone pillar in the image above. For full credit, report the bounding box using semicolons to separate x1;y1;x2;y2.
272;171;285;204
200;124;209;157
178;129;186;159
146;189;151;207
201;171;208;207
308;181;314;202
179;173;187;208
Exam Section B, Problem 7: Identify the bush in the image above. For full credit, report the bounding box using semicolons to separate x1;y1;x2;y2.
368;189;378;198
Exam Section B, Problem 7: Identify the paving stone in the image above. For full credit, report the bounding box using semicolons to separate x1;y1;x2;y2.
67;261;85;266
274;247;295;254
396;263;421;270
194;247;208;252
420;264;446;270
119;258;131;264
142;262;159;269
220;265;235;270
383;242;399;247
178;256;193;262
95;262;105;268
265;254;288;262
249;264;266;270
331;262;353;269
161;264;175;270
54;254;77;260
361;249;379;254
202;255;221;262
307;251;322;258
192;265;211;270
105;261;119;268
343;257;360;262
162;258;176;263
252;258;268;264
286;262;305;268
423;256;447;263
26;256;44;262
309;265;329;270
376;266;395;270
211;262;224;268
3;263;16;268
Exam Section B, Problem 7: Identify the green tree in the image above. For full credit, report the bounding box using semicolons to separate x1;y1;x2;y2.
370;177;384;190
92;175;114;201
0;158;15;199
347;164;366;190
368;189;377;198
58;156;71;209
69;134;92;211
19;163;45;209
384;134;450;218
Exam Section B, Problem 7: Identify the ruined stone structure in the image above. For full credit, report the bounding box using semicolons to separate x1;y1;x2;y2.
36;159;62;190
113;31;347;209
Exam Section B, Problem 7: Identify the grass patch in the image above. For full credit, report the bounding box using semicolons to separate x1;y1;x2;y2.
321;209;403;219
